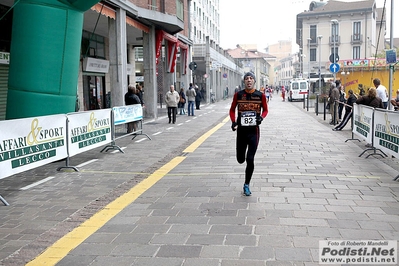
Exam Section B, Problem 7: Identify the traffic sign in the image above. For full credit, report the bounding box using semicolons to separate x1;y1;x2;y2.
329;63;340;73
189;62;197;70
329;53;339;63
386;49;397;64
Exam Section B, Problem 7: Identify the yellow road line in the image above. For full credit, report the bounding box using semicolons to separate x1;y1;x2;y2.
26;156;186;266
27;118;229;266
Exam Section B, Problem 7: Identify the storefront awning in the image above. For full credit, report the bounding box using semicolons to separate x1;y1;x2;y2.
91;3;115;19
126;17;149;33
155;30;189;74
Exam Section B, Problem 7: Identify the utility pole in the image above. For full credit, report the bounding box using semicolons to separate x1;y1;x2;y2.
331;19;339;82
318;35;323;94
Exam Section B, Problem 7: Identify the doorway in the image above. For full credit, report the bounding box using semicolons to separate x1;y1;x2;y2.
83;75;106;110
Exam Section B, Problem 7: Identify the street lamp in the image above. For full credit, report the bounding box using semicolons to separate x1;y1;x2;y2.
307;37;311;82
331;19;339;82
299;48;303;78
317;35;323;94
310;37;312;108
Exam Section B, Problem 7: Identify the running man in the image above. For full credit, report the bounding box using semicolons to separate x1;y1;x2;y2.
229;72;269;196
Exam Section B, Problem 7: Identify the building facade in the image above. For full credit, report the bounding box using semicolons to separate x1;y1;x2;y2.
296;0;389;94
226;45;274;91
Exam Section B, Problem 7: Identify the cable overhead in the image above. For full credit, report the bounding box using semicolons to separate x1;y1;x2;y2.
370;0;387;87
84;3;104;58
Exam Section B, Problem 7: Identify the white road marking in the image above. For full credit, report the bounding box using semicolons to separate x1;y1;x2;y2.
20;176;56;190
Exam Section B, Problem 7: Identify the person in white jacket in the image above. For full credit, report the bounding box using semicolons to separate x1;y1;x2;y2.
374;78;388;109
165;85;180;124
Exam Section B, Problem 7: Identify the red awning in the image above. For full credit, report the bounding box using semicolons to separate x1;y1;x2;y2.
162;31;178;43
155;30;190;74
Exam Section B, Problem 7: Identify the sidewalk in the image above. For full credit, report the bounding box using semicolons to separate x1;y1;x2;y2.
1;97;399;265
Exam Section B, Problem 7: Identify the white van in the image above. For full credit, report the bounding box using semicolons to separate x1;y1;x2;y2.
288;79;308;102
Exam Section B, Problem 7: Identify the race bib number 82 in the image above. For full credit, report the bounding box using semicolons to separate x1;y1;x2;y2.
241;111;257;126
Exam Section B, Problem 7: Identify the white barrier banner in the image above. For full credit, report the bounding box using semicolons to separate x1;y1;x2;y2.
113;105;143;125
353;104;373;144
67;109;112;157
0;114;67;179
374;109;399;157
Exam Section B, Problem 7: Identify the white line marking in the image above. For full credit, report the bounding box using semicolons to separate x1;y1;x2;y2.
111;147;126;153
136;138;146;143
153;132;162;135
20;176;56;190
77;159;98;168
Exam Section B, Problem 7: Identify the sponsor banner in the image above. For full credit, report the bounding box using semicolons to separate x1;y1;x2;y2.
0;114;67;179
353;104;373;144
113;105;143;125
319;240;397;264
67;109;112;157
374;109;399;157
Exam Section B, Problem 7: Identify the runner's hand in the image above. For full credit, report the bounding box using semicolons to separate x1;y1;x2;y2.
256;116;263;125
231;122;237;131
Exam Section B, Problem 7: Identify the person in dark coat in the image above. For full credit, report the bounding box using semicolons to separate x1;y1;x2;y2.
124;85;141;133
136;84;144;107
195;85;202;110
178;87;186;115
356;87;384;109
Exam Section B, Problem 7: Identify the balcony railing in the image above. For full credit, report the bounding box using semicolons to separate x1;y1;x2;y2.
329;35;340;46
351;34;363;44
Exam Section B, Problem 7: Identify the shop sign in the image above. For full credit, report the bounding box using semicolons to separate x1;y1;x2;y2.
83;57;109;73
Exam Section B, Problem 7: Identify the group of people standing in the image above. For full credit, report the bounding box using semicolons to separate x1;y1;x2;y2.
329;78;391;132
164;83;203;124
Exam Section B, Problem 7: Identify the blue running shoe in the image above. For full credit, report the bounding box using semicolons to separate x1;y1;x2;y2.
243;184;251;196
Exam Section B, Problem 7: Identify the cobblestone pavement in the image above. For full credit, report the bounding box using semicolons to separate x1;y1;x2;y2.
0;96;398;266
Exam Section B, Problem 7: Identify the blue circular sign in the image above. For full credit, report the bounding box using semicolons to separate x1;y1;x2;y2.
329;63;340;73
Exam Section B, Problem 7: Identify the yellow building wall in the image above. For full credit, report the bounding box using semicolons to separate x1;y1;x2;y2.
337;68;399;97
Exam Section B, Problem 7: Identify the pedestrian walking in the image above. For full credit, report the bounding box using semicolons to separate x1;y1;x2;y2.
328;82;340;125
195;85;202;110
165;85;180;124
186;83;196;116
281;86;286;101
178;87;186;115
229;72;268;196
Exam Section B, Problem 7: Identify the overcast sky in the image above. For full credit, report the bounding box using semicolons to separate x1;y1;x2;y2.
219;0;397;52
